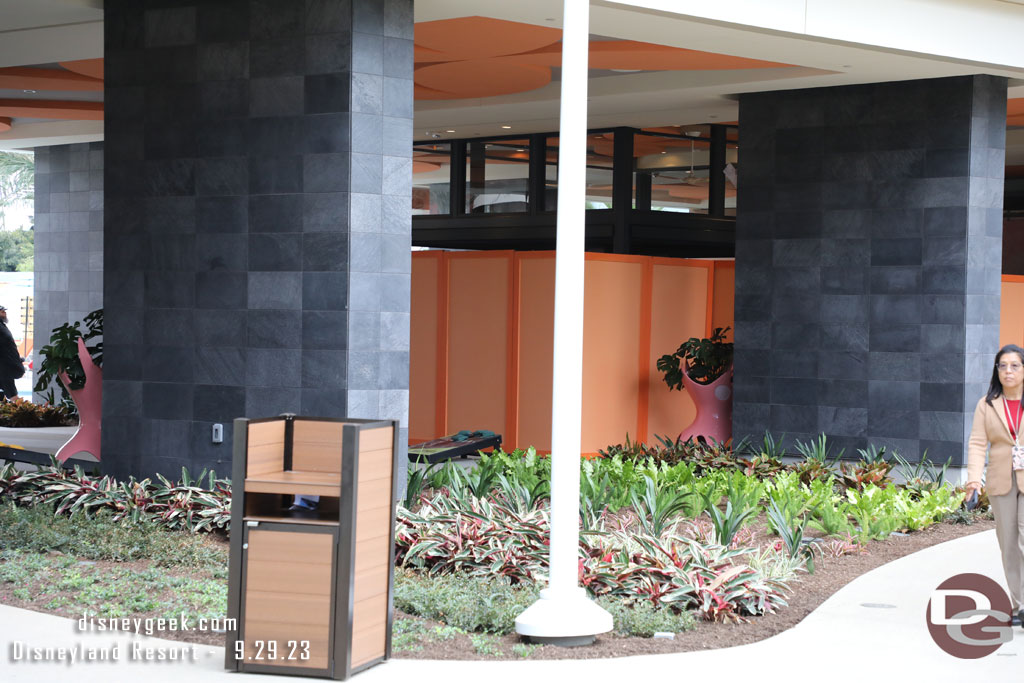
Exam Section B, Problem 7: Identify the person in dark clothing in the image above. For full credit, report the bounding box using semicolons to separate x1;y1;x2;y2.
0;306;25;400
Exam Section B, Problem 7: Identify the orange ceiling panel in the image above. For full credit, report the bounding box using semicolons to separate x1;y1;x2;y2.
416;59;551;99
1008;98;1024;126
0;99;103;120
413;160;441;174
415;17;561;61
415;83;459;101
59;59;104;80
514;40;793;70
0;117;10;132
665;184;736;199
0;67;103;91
591;135;712;157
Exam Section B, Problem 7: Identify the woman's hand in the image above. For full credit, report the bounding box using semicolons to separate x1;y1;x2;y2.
963;481;982;502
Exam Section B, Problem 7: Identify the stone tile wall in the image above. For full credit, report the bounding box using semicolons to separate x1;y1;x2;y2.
103;0;412;481
32;142;104;397
734;75;1007;464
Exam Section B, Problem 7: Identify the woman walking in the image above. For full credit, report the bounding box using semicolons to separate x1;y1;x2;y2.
967;344;1024;626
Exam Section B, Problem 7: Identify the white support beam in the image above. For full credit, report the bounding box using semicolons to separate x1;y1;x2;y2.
0;120;102;151
514;0;612;645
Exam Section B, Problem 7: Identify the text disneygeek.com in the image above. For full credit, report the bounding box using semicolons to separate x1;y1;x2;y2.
76;613;237;636
6;613;239;666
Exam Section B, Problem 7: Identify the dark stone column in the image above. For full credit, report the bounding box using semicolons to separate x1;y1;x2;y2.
32;142;105;399
103;0;413;479
734;75;1006;466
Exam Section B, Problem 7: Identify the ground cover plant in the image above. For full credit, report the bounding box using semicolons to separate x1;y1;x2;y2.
0;430;986;659
0;501;229;643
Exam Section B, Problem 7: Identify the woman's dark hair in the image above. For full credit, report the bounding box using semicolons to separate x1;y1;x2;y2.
986;344;1024;405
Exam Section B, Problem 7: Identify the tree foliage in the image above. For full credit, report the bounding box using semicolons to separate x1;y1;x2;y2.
0;229;33;272
0;151;34;229
0;151;34;271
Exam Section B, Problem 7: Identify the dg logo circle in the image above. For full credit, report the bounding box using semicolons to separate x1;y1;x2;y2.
926;573;1014;658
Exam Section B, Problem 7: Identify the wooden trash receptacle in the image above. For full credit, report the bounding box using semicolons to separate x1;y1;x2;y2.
225;415;400;679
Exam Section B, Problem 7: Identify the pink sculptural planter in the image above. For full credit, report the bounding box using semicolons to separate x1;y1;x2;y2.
55;337;101;462
678;364;733;444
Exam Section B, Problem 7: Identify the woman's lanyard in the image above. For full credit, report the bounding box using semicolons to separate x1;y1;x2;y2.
1003;397;1023;444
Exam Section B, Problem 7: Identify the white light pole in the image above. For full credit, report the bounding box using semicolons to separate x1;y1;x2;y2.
514;0;612;646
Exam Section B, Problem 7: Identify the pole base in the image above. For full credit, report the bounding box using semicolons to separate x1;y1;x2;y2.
514;587;612;645
525;634;596;647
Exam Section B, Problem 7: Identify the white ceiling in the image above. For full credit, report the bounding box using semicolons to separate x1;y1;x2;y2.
2;0;1024;165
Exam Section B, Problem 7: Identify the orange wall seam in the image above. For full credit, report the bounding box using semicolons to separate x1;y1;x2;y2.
636;259;654;443
505;253;522;450
435;253;450;437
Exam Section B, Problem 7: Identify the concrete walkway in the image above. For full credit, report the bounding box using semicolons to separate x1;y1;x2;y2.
1;529;1019;681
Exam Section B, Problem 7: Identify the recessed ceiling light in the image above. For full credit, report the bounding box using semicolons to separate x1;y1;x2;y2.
446;129;455;133
842;64;852;68
516;149;525;152
501;125;512;129
708;115;718;119
23;89;36;94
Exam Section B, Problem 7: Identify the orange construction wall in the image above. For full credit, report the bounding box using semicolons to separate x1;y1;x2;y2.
580;256;645;452
444;252;513;439
1002;276;1024;348
414;266;1024;451
409;252;442;442
410;251;735;454
515;255;555;451
646;260;710;444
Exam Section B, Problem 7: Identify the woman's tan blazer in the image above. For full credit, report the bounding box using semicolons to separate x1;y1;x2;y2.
967;396;1024;496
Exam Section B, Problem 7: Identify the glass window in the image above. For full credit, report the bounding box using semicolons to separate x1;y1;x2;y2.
466;139;530;214
544;133;616;210
412;142;451;215
634;126;738;215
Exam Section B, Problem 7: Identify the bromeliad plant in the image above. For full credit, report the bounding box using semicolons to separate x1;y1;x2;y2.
0;459;230;534
396;489;792;623
0;397;74;427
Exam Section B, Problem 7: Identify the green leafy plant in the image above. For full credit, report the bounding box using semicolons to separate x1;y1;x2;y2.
765;496;816;573
579;462;615;530
705;500;756;547
794;433;844;464
33;308;103;411
656;326;733;388
846;485;900;540
809;498;853;536
856;443;887;464
892;450;951;499
404;461;438;510
629;475;693;536
495;472;549;514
